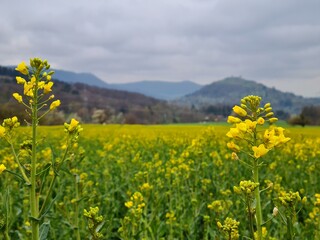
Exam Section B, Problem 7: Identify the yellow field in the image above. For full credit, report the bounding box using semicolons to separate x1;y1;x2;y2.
2;123;319;239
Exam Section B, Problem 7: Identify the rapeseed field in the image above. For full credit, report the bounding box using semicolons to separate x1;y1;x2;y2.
1;123;320;239
1;58;320;239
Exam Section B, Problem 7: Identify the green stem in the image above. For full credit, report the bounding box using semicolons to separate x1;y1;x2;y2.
30;87;39;240
74;174;81;240
5;185;10;240
253;160;262;240
246;196;255;240
286;215;294;240
39;145;69;216
9;143;30;184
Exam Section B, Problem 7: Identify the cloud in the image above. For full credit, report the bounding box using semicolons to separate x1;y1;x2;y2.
0;0;319;96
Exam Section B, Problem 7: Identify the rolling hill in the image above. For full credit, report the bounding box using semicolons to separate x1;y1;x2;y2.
177;77;320;115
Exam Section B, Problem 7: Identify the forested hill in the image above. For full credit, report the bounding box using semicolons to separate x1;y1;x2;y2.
177;77;320;115
0;66;205;124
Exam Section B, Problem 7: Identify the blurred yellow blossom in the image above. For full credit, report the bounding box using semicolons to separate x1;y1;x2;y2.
13;93;23;103
0;126;5;138
252;144;269;158
15;61;28;75
233;105;247;117
50;100;61;110
16;76;26;84
0;164;6;174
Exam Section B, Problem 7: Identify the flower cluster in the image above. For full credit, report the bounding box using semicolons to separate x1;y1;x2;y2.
119;192;146;238
64;118;83;143
13;58;60;115
234;180;259;195
0;116;20;141
308;194;320;222
217;217;240;240
83;206;104;239
207;199;233;214
278;191;301;207
226;95;290;159
124;191;145;217
165;211;177;224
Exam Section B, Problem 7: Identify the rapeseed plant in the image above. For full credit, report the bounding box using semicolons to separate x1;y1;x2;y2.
0;58;82;240
227;95;290;239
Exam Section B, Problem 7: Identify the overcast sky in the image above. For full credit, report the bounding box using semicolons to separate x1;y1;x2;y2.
1;0;319;97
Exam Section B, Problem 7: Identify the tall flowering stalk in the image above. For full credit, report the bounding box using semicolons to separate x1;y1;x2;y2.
16;59;58;239
0;58;82;240
226;95;290;239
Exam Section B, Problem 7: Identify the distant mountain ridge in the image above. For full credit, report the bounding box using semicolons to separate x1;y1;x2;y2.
177;77;320;115
53;69;109;88
53;69;202;100
109;80;202;100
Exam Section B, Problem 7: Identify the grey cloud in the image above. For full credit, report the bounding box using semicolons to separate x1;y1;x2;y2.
0;0;319;96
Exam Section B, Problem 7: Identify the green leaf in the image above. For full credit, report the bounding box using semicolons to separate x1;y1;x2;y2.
4;169;25;182
40;221;50;240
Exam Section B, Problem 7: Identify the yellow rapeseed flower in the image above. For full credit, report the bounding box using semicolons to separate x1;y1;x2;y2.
227;116;242;124
257;117;265;125
0;126;5;137
16;76;26;84
23;82;34;96
15;61;28;75
50;100;61;110
0;164;6;174
232;105;247;117
12;116;18;124
244;119;257;130
227;142;240;152
13;93;23;103
252;144;269;158
236;122;247;132
43;82;54;94
68;118;79;132
125;201;133;208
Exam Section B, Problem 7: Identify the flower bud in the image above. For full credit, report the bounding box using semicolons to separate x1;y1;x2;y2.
227;116;242;124
302;196;307;204
265;112;274;118
269;118;278;123
232;105;247;117
264;103;271;108
265;107;272;113
272;207;278;216
240;104;247;109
